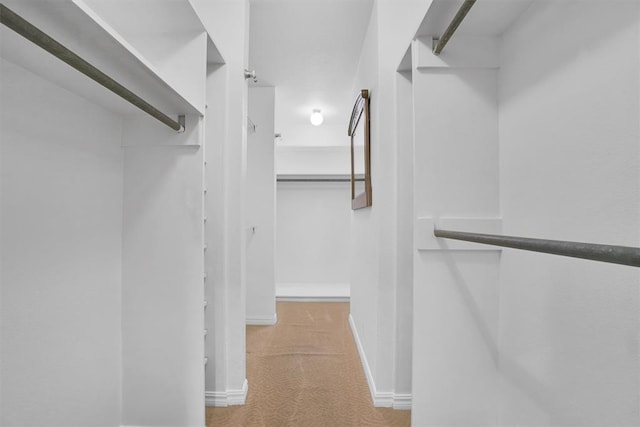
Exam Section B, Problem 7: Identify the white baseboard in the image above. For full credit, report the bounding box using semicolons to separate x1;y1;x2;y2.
277;295;350;302
349;314;388;407
276;283;350;302
393;393;412;410
246;313;278;325
348;315;411;409
205;378;248;407
122;425;205;427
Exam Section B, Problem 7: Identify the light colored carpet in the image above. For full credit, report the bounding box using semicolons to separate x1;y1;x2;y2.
206;302;411;427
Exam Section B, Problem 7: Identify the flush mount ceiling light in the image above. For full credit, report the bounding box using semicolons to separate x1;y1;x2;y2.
310;109;323;126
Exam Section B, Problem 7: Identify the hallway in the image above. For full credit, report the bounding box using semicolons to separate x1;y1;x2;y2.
2;1;640;425
206;303;410;427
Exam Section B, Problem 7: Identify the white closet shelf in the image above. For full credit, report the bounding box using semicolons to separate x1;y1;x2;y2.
1;0;205;120
416;0;533;39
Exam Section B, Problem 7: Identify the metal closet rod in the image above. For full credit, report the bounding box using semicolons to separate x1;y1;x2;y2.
0;3;185;132
277;174;365;183
278;178;350;182
277;177;361;183
434;229;640;268
433;0;477;56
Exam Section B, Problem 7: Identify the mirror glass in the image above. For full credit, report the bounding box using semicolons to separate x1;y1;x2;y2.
349;89;371;209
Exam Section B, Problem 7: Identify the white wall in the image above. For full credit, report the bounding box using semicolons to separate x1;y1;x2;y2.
275;134;353;300
276;146;352;175
275;123;347;147
276;182;351;298
247;86;276;323
0;59;124;426
411;35;501;425
394;68;413;399
2;2;210;425
202;62;233;404
348;0;434;408
121;118;204;426
191;0;251;406
350;3;381;404
498;2;640;424
409;1;640;425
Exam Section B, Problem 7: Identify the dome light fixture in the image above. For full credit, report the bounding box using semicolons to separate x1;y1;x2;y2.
310;109;323;126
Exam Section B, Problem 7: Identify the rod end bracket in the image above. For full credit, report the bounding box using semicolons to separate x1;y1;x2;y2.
432;38;441;56
178;115;186;133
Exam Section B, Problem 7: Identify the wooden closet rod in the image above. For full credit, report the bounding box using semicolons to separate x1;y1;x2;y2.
0;3;185;132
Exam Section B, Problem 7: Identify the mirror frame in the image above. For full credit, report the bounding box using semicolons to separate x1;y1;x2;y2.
348;89;372;210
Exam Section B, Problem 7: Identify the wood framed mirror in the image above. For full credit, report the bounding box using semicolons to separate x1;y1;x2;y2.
348;89;371;210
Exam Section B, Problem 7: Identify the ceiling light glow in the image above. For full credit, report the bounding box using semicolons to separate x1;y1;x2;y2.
310;109;323;126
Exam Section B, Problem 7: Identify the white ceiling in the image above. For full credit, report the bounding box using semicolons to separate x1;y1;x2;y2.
249;0;374;147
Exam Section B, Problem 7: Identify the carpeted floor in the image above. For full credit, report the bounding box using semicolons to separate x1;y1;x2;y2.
206;302;411;427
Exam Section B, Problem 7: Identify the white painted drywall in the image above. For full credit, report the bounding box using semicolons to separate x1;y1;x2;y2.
202;62;230;400
349;3;381;402
498;1;640;424
0;59;123;426
411;34;501;424
246;86;276;323
394;68;413;399
276;182;352;297
349;0;434;407
191;0;251;404
275;123;348;148
2;2;210;425
409;1;640;425
276;146;354;175
121;119;205;427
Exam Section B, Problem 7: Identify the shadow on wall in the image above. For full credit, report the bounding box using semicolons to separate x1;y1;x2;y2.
438;243;594;420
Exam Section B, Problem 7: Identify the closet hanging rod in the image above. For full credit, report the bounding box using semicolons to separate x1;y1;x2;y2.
0;3;185;132
433;0;477;56
434;229;640;267
277;177;355;183
276;175;365;183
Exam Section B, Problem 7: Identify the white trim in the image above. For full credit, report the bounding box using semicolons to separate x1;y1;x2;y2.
393;393;412;410
205;378;249;407
276;283;350;302
348;315;391;407
348;315;376;403
277;296;350;302
121;425;205;427
375;391;395;408
246;313;278;325
122;425;206;427
348;315;413;409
